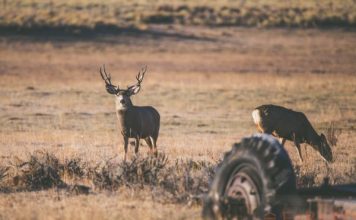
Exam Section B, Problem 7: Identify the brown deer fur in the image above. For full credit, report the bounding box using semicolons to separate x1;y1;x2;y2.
100;65;160;161
252;104;332;162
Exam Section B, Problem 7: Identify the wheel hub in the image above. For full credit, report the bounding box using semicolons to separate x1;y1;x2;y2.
225;170;261;215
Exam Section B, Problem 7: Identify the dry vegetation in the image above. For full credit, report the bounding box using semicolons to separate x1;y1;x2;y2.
1;0;356;29
0;4;356;218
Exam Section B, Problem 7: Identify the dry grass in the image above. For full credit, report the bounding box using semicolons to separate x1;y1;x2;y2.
0;25;355;219
0;151;213;203
1;0;356;29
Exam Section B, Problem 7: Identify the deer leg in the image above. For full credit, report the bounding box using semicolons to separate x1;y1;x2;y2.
151;136;158;157
123;136;128;162
134;137;140;155
292;133;303;162
145;137;153;155
292;136;303;162
295;142;303;163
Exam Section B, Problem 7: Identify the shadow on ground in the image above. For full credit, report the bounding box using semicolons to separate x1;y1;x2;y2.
0;25;216;44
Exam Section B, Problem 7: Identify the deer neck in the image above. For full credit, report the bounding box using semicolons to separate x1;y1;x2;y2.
116;108;127;133
306;129;322;151
115;94;132;110
115;104;134;133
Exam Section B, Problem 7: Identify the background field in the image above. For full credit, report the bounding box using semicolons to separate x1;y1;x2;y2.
1;1;356;219
1;0;356;29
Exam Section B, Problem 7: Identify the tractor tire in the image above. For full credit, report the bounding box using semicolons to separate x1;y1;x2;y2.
202;134;297;219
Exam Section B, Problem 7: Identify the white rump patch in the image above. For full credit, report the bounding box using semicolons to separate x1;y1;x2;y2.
252;109;261;125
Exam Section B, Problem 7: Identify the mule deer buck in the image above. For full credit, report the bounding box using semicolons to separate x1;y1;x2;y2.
252;104;333;163
100;65;160;161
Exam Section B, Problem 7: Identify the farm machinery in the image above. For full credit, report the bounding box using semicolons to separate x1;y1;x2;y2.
202;134;356;219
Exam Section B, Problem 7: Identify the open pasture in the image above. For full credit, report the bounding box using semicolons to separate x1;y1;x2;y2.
0;25;356;219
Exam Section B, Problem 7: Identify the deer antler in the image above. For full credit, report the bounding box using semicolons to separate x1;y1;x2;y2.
127;65;147;94
136;65;147;85
100;65;119;94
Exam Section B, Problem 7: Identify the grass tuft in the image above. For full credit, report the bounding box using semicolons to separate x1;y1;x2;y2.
0;151;215;202
6;150;65;191
326;122;342;147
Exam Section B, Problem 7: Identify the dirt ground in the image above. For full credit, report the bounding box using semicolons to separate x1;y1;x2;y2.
0;25;356;219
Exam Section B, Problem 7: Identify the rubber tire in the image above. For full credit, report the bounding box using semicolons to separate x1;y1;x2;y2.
202;134;296;219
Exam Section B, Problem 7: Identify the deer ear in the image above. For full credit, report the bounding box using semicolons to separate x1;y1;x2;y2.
128;85;141;95
106;85;118;95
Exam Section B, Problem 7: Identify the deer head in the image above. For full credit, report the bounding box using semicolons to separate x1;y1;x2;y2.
318;133;333;162
100;65;147;110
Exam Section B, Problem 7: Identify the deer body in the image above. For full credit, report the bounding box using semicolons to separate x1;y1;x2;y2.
100;65;160;161
252;104;332;162
116;106;160;141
